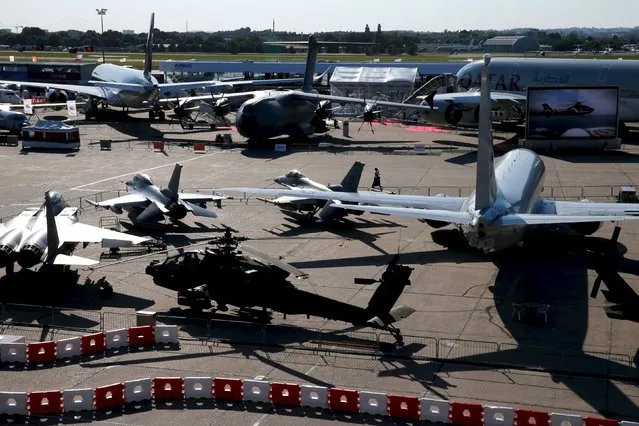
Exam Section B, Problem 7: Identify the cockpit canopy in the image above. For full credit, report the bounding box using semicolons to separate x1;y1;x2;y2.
285;170;305;179
49;191;64;205
132;173;154;186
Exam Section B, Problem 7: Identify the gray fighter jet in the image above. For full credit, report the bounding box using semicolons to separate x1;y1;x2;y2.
86;164;225;224
0;191;149;274
257;161;365;221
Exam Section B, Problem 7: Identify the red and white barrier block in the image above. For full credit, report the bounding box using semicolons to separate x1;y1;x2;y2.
0;325;179;366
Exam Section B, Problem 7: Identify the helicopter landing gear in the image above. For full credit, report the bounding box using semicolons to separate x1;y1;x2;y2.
386;324;404;346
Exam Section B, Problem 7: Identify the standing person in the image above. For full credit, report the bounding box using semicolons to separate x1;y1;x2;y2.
372;168;382;190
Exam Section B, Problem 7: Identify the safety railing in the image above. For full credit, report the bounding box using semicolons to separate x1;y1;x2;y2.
1;302;635;379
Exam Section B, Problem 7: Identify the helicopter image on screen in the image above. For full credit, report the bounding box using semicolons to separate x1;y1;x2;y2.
145;229;415;343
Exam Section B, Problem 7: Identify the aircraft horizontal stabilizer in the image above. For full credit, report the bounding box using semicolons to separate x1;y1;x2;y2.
50;254;99;266
494;213;639;226
329;203;473;225
181;200;217;218
388;306;416;322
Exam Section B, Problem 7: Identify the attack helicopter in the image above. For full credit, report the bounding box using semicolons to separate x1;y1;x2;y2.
145;229;415;343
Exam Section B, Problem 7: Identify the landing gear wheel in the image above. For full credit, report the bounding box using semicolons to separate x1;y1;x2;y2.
157;110;165;121
148;110;155;120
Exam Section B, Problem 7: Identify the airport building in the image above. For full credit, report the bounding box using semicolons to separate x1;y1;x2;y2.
158;60;466;82
0;62;97;84
482;36;540;53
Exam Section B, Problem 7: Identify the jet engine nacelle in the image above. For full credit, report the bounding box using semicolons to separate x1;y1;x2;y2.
109;206;123;215
568;221;602;236
46;89;68;104
213;98;231;117
0;228;25;267
15;229;48;268
167;202;188;220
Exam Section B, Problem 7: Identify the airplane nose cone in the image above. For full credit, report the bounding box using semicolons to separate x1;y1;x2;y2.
236;113;259;139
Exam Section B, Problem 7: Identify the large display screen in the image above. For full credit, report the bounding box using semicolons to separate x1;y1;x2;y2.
526;86;619;139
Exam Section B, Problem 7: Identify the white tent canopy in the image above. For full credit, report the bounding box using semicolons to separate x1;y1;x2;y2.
330;66;418;116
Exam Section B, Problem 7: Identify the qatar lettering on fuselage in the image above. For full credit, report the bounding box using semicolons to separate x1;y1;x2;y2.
457;72;571;92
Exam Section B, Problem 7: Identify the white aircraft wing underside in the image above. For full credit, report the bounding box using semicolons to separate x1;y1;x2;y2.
540;200;639;216
494;213;639;226
158;76;308;95
56;220;150;246
294;92;439;111
217;187;467;211
88;193;149;209
0;80;107;99
328;204;474;224
178;193;226;204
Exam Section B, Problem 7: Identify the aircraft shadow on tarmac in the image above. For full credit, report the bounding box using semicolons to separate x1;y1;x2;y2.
266;212;407;255
0;268;154;320
301;228;638;418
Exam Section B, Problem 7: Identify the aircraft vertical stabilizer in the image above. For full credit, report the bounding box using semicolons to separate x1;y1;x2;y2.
474;54;497;210
44;191;60;259
143;13;155;76
339;161;365;192
301;35;319;92
167;163;183;197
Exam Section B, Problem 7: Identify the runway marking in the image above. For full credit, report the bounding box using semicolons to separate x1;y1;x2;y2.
252;413;269;426
304;364;318;375
70;150;227;191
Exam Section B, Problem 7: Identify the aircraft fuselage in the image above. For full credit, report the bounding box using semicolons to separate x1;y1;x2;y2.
235;91;318;140
455;58;639;122
461;148;545;252
89;64;159;108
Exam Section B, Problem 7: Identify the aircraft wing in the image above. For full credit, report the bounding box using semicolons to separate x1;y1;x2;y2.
268;195;318;204
86;193;149;210
494;213;639;226
5;102;85;111
294;92;438;111
56;220;150;246
0;80;107;99
157;91;257;107
178;193;226;204
540;200;639;216
217;187;467;211
158;76;309;95
328;204;474;225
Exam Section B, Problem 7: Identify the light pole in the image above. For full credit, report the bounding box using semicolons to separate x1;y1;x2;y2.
96;8;107;63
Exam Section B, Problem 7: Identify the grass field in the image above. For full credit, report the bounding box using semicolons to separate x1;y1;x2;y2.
1;50;637;69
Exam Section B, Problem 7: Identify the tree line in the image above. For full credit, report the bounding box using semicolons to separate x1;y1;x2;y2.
1;25;637;54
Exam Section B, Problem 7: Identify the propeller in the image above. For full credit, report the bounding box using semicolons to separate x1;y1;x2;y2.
357;93;387;134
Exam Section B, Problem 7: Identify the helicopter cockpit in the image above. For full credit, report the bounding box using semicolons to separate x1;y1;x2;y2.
284;170;305;179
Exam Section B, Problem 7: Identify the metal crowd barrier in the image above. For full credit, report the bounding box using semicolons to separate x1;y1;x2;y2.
0;302;635;379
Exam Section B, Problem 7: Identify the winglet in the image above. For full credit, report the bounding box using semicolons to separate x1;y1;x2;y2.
474;54;497;211
44;191;60;262
167;163;182;198
144;13;155;77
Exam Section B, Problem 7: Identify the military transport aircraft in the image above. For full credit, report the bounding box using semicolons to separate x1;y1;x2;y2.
0;191;149;274
256;161;365;221
177;35;438;146
218;55;639;253
86;163;225;225
0;14;309;121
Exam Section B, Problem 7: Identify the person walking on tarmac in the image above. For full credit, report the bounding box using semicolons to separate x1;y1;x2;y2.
372;168;383;190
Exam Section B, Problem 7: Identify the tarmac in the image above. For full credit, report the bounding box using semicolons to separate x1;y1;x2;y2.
0;113;638;425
